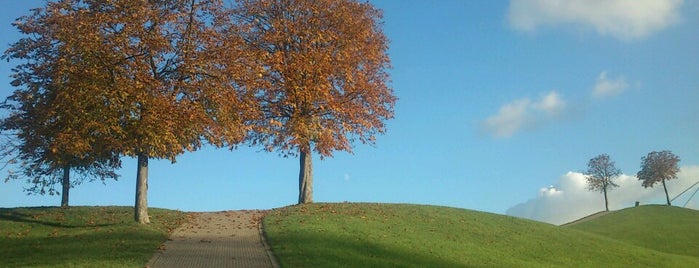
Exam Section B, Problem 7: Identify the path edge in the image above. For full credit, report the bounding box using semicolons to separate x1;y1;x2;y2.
258;212;280;268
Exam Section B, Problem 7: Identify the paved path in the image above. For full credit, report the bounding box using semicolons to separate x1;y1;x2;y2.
145;210;277;268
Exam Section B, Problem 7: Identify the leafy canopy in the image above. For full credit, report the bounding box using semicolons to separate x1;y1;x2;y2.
585;154;621;193
637;150;680;188
1;0;122;193
5;0;257;162
233;0;396;157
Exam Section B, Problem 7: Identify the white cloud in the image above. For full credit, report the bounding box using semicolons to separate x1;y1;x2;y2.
506;165;699;225
483;99;531;138
593;71;629;99
507;0;684;40
535;91;566;114
483;91;566;138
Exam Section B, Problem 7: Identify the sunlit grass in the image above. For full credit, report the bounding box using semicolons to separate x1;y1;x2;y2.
264;203;699;267
0;206;184;267
567;205;699;258
4;203;697;267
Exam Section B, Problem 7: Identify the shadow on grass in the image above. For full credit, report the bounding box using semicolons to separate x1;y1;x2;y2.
0;207;118;228
269;231;465;268
0;227;165;267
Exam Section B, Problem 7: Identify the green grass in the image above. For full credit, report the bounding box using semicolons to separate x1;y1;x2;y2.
0;206;185;268
566;205;699;258
263;203;699;267
4;203;696;267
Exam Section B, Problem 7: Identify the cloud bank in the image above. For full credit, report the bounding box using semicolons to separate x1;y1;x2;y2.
507;0;684;40
482;91;566;138
506;165;699;225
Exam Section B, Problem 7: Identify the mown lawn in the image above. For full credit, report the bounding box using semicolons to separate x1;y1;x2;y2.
263;203;699;267
0;206;185;268
4;203;697;267
567;205;699;258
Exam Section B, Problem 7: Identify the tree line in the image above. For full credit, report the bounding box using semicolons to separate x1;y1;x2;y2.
585;150;682;211
1;0;395;224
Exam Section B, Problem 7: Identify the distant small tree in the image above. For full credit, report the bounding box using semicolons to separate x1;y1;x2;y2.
585;154;621;211
637;150;680;206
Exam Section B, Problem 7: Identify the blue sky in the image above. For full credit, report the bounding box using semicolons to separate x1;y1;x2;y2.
1;0;698;225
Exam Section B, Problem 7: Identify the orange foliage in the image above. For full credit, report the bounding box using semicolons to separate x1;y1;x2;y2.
5;0;255;161
2;0;123;193
3;0;395;205
233;0;396;157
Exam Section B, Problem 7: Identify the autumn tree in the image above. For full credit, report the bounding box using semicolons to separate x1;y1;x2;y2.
585;154;621;211
232;0;396;203
72;0;253;224
2;2;121;207
4;0;252;223
637;150;680;206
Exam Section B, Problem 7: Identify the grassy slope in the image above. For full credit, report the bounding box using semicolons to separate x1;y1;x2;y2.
567;205;699;258
0;206;184;268
264;203;699;268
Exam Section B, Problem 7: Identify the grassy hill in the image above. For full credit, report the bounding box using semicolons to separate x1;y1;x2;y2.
3;204;696;267
0;206;184;267
263;203;699;267
566;205;699;258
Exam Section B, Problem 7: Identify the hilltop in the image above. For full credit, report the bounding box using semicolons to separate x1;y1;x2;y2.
566;205;699;258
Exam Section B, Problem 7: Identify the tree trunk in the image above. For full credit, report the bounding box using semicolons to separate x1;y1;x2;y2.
135;153;150;224
298;148;313;204
61;166;70;208
662;179;671;206
603;187;609;211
